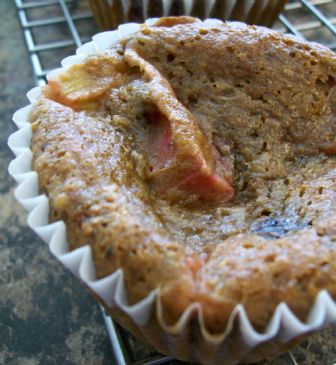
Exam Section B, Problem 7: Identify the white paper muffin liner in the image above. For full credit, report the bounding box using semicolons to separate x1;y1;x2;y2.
8;19;336;365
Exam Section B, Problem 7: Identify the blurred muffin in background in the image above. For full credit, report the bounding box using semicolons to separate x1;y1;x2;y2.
89;0;288;30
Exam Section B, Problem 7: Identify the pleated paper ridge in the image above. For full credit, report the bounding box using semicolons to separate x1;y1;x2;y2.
8;19;336;365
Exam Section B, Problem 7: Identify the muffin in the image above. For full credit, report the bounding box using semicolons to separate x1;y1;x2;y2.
89;0;288;30
14;17;336;364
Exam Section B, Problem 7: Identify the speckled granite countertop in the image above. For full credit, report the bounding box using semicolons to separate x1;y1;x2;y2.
1;1;336;364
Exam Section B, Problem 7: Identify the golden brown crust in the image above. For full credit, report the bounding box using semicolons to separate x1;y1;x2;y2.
30;19;336;334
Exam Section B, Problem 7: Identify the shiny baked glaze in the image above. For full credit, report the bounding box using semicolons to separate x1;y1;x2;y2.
30;18;336;333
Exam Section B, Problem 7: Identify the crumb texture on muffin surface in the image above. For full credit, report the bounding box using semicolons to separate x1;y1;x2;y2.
30;17;336;333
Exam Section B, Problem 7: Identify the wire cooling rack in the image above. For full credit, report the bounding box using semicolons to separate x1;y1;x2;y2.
14;0;336;364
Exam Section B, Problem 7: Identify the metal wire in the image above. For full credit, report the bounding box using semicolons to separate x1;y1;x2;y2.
58;0;82;47
300;0;336;36
279;13;304;37
14;0;92;84
14;0;336;364
289;352;299;365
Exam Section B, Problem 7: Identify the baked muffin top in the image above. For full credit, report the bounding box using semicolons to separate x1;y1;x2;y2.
30;17;336;333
